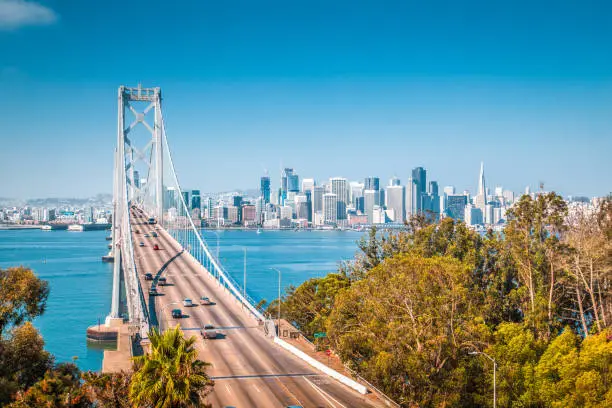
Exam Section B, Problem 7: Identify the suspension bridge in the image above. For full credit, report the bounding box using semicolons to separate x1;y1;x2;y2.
100;85;384;407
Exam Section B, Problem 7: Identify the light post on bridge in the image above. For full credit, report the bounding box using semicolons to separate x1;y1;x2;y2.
469;350;497;408
269;267;282;336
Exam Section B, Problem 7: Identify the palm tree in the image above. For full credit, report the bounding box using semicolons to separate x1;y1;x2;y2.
129;325;213;408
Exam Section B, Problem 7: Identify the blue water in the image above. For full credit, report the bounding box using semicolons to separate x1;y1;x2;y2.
0;228;364;371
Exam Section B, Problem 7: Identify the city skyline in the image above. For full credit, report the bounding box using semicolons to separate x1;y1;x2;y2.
2;1;612;198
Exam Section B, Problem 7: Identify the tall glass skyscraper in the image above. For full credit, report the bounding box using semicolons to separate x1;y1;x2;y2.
260;176;271;204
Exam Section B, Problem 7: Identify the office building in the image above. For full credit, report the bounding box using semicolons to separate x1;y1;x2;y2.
389;176;401;186
364;177;380;192
446;195;468;220
474;162;487;210
385;185;405;223
406;177;417;216
294;194;310;220
323;193;338;224
260;176;271;204
411;167;426;211
464;204;483;226
312;186;324;219
301;178;315;193
363;189;379;224
191;190;201;211
443;186;455;196
330;177;348;220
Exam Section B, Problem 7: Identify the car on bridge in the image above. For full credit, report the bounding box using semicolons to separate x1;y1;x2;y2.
158;277;167;286
200;296;212;305
171;309;182;319
144;233;150;238
139;242;145;247
149;287;158;296
183;298;193;307
151;231;158;237
144;273;153;281
201;324;217;339
153;244;160;250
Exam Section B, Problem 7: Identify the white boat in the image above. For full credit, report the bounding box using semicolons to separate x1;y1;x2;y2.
256;228;262;234
67;224;84;232
41;225;52;231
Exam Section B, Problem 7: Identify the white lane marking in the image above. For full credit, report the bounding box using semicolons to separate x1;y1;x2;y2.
225;383;232;394
274;375;304;407
304;376;347;408
253;384;261;393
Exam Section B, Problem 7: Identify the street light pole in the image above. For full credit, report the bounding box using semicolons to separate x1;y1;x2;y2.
469;351;497;408
270;267;282;336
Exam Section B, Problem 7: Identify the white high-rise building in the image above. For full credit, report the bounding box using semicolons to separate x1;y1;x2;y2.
389;176;401;186
323;193;338;224
312;186;324;219
484;204;494;225
385;185;405;223
364;189;379;224
330;177;349;220
464;203;483;226
349;182;364;208
443;186;455;196
301;178;315;193
474;162;487;210
406;177;417;216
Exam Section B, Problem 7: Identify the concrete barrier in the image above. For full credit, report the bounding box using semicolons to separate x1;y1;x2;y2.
273;336;368;395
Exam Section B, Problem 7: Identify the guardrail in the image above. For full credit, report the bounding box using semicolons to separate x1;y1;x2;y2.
344;365;401;408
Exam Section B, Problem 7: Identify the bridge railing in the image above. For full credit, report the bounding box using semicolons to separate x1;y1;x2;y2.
158;116;266;323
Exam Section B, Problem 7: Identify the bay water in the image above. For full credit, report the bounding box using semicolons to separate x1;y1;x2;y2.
0;228;363;371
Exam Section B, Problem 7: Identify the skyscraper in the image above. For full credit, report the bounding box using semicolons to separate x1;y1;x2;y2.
411;167;426;213
191;190;201;211
474;162;487;210
364;189;379;224
312;185;324;220
389;176;401;186
301;178;315;193
446;195;468;220
385;185;405;223
323;193;338;224
260;176;271;204
330;177;348;220
364;177;380;192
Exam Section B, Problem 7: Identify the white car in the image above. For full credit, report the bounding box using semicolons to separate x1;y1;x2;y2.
183;298;193;307
200;296;212;305
201;324;217;339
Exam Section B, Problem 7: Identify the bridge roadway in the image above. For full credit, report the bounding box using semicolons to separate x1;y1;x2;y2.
130;209;381;408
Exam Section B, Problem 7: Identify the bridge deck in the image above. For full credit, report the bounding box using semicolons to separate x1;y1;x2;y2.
130;209;382;408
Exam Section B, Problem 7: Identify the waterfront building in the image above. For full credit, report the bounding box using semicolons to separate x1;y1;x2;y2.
372;205;387;224
227;206;239;224
348;213;368;226
260;176;271;204
279;205;293;220
242;204;256;225
294;194;310;220
323;193;338;224
385;185;405;223
206;197;213;219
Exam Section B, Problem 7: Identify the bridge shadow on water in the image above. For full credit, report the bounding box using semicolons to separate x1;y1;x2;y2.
148;249;184;329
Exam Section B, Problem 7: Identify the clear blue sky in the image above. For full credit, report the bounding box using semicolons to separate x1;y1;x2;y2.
1;0;610;198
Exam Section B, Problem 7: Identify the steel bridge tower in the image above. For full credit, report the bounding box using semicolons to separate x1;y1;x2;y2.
106;85;162;330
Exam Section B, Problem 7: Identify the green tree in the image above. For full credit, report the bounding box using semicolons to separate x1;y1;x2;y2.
505;193;569;339
82;371;131;408
7;363;92;408
277;273;350;339
129;325;213;408
0;267;50;335
327;255;489;406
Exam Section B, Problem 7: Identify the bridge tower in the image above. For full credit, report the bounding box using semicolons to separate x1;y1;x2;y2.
106;85;162;328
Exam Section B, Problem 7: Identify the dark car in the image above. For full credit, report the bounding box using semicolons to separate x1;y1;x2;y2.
149;287;158;296
144;273;153;281
158;277;167;286
171;309;182;319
